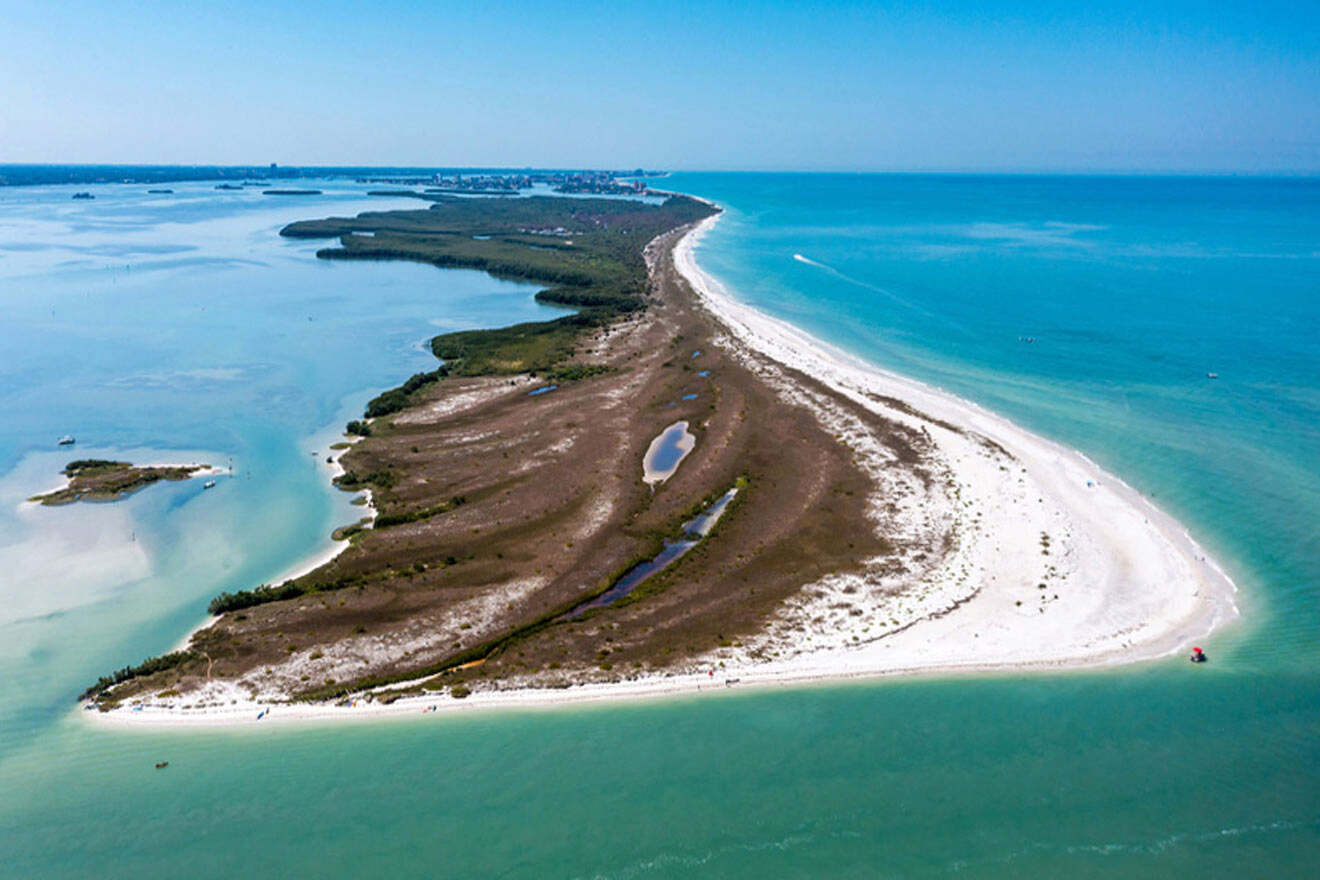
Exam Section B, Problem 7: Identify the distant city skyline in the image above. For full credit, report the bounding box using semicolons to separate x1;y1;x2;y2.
2;0;1316;173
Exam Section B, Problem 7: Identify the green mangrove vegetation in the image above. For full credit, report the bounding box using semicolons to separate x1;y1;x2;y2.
322;194;713;438
81;651;195;700
284;194;715;383
208;582;308;615
64;459;125;471
363;368;447;418
30;460;207;506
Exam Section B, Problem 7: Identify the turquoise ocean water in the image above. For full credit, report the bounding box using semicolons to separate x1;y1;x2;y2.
0;174;1316;876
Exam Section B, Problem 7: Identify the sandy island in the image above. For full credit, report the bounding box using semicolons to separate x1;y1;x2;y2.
28;460;219;506
86;203;1239;729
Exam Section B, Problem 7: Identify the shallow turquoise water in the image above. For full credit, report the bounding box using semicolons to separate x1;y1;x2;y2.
1;174;1317;876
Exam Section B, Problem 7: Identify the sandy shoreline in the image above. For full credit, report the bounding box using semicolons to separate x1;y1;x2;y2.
674;213;1238;666
162;430;377;656
87;208;1239;730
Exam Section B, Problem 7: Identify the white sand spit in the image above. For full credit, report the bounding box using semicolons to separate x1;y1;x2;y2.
88;210;1239;729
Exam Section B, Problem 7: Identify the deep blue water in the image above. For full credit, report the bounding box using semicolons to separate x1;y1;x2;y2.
0;173;1317;877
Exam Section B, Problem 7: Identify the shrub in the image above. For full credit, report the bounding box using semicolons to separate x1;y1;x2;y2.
63;459;124;473
81;651;195;699
364;368;446;418
208;581;305;614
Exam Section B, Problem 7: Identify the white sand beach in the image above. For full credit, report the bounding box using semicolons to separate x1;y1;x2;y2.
673;212;1238;674
88;210;1240;729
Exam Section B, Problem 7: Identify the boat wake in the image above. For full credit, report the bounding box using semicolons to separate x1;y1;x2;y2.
792;252;828;269
791;253;966;334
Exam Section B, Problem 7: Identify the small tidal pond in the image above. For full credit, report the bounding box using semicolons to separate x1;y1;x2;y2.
561;487;738;619
642;420;695;486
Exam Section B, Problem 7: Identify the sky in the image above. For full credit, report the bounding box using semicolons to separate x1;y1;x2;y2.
1;1;1317;172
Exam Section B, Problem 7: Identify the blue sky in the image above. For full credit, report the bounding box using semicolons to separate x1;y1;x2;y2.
2;1;1316;171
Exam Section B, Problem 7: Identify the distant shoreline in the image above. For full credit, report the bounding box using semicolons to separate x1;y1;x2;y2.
0;164;668;189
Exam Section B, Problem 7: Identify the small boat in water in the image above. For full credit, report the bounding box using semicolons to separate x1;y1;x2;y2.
1206;372;1219;379
1190;646;1208;663
155;761;169;769
58;435;75;446
203;480;216;489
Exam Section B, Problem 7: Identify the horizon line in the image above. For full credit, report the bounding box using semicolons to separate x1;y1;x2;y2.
1;162;1318;179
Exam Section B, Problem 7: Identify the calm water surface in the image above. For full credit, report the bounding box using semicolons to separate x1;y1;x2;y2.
647;420;694;476
1;174;1317;877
